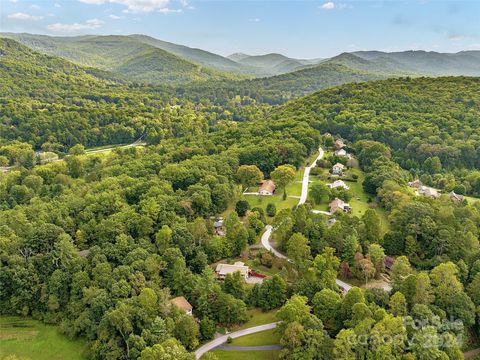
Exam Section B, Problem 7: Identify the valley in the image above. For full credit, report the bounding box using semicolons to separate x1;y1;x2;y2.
1;13;480;360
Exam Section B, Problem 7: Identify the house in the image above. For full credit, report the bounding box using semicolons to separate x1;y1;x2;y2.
259;180;276;196
171;296;193;315
213;218;226;236
328;180;350;190
215;261;250;280
419;186;439;198
384;256;396;271
449;191;464;202
408;179;423;189
332;163;345;176
334;149;347;157
78;249;91;258
329;198;352;213
326;218;337;226
334;139;345;150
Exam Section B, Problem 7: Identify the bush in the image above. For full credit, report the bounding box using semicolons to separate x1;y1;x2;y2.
227;336;233;344
352;174;359;180
235;200;250;216
266;203;276;217
200;317;216;341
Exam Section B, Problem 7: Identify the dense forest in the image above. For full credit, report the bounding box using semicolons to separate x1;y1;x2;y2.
275;77;480;196
1;34;480;360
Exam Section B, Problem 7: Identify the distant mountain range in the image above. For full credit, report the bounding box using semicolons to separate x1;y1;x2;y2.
1;32;479;90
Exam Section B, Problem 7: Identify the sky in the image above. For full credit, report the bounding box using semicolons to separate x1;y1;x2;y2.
1;0;479;58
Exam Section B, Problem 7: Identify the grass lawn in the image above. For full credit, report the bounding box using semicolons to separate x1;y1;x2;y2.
206;350;280;360
465;195;480;205
238;309;278;330
309;166;390;233
242;167;305;217
85;143;126;152
0;316;88;360
231;329;280;346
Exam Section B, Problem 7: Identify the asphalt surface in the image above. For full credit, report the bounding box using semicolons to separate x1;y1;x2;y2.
195;323;279;359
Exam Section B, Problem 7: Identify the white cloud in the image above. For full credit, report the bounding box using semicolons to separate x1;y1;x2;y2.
8;12;44;21
54;3;61;7
158;7;181;13
47;18;104;32
78;0;107;4
320;2;335;10
249;18;260;22
9;0;18;3
109;14;125;19
78;0;174;13
319;2;347;10
179;0;194;10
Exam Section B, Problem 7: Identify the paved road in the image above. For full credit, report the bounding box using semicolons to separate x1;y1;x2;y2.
217;344;282;351
260;225;287;260
195;323;279;359
260;147;352;293
299;147;325;205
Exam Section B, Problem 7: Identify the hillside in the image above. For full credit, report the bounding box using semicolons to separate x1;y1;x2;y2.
0;33;239;84
273;76;480;173
353;50;480;76
0;37;204;149
180;61;387;104
129;34;257;75
227;52;324;75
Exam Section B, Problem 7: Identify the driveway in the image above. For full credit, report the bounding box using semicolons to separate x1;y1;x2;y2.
195;322;279;359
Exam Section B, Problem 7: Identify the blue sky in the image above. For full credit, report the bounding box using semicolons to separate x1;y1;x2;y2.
1;0;479;58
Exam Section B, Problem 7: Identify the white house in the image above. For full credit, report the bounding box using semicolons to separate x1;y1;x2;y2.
334;149;347;157
328;180;350;190
215;262;250;280
419;186;439;198
332;163;345;176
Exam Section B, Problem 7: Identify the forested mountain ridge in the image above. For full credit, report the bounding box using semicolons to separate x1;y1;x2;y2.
0;37;213;152
179;61;388;105
353;50;480;76
0;33;241;84
5;33;480;87
273;76;480;195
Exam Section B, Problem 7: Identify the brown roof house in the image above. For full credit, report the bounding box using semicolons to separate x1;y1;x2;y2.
449;191;464;202
259;180;276;196
334;139;345;150
215;261;250;280
408;179;423;189
329;198;352;213
419;186;439;199
171;296;193;315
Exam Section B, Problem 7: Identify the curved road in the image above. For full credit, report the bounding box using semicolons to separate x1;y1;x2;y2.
195;322;279;359
261;147;353;292
196;148;350;359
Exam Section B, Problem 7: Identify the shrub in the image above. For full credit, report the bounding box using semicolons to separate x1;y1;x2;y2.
235;200;250;216
266;203;277;217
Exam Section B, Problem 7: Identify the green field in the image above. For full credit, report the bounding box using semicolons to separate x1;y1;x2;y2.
242;167;304;216
207;349;280;360
238;309;278;330
309;165;389;233
0;316;87;360
231;329;280;346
